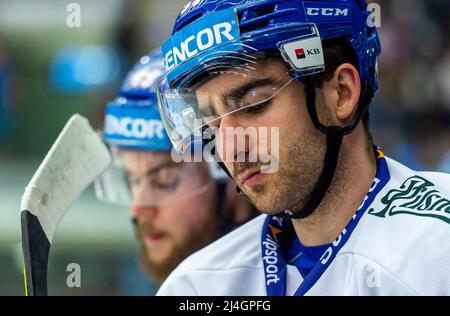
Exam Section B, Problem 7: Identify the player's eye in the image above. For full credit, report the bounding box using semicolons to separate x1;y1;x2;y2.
152;167;181;192
154;179;180;191
244;100;272;115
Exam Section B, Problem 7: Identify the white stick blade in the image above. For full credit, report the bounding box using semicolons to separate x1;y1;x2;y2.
21;114;111;243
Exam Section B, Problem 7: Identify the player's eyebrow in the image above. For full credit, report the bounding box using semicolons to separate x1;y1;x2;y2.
223;77;275;106
146;161;178;177
197;77;276;117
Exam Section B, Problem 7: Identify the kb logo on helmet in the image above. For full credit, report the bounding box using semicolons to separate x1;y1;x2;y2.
295;48;321;60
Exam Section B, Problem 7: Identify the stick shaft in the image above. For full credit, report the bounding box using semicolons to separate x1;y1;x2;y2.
21;210;50;296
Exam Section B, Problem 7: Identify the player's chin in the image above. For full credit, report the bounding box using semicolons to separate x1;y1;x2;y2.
145;242;173;265
139;249;172;283
246;188;292;215
248;186;296;215
256;202;291;215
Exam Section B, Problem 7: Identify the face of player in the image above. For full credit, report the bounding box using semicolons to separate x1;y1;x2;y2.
121;150;219;283
196;58;333;214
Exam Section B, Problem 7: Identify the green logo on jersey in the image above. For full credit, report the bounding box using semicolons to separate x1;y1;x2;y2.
368;176;450;223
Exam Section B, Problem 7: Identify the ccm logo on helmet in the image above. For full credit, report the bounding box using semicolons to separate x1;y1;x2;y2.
165;22;235;71
105;115;165;140
306;7;349;17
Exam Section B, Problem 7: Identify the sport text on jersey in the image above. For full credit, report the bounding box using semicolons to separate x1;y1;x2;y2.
262;229;281;286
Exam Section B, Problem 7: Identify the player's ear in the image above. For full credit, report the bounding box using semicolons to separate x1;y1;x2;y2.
333;63;361;125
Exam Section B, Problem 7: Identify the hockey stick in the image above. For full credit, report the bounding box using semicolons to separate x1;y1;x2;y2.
20;114;111;296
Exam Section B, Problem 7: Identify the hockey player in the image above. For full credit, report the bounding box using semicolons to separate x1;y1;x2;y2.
155;0;450;295
95;52;256;284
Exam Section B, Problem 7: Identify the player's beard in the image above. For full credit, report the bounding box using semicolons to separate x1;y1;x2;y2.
133;219;218;284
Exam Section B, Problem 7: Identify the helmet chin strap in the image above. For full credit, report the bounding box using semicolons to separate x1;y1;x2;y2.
287;126;343;219
209;80;373;220
281;79;373;219
280;83;344;219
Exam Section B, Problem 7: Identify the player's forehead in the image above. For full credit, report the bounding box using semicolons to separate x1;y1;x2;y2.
195;57;290;96
121;150;173;172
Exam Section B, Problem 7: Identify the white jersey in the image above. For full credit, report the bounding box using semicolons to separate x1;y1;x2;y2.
157;156;450;296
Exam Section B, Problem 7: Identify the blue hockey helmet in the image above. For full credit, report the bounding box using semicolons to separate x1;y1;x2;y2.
103;51;172;152
157;0;381;153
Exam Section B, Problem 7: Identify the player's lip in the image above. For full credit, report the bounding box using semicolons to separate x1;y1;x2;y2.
239;169;264;188
139;221;167;247
143;232;167;247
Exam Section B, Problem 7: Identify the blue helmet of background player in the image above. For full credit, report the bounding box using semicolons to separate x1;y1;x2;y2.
96;51;227;207
156;0;381;219
103;52;171;152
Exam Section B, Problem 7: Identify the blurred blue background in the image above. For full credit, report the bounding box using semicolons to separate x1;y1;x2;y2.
0;0;449;295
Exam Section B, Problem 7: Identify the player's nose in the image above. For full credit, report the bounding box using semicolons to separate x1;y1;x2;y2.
131;203;159;221
218;116;250;162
